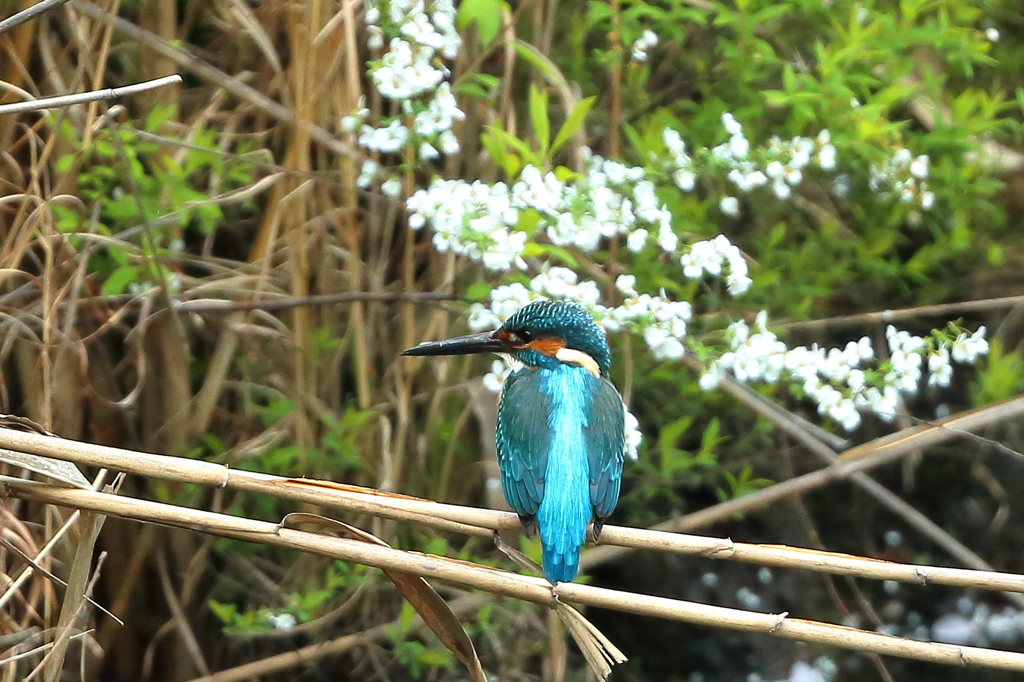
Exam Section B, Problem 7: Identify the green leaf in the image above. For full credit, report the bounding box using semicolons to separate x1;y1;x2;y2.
514;40;571;96
102;265;140;295
208;600;237;625
551;96;595;155
529;84;550;156
482;125;541;167
145;103;177;132
457;0;507;48
465;282;492;300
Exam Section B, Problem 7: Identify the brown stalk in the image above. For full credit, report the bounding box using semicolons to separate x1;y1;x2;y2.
781;294;1024;333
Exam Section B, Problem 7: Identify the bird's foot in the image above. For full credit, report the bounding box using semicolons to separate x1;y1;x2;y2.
587;518;606;544
519;514;538;539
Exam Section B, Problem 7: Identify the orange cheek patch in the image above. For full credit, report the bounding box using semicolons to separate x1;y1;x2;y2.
527;338;566;356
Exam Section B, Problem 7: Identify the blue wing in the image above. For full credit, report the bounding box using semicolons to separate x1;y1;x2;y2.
496;368;550;522
584;378;625;522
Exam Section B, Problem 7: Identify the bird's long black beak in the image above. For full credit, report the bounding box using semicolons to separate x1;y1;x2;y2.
401;332;509;357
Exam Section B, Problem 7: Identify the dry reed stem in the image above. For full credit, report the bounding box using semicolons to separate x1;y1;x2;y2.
8;481;1024;672
2;400;1024;591
0;75;182;115
0;0;72;34
781;294;1024;332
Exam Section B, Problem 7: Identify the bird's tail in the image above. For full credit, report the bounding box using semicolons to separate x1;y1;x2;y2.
541;539;581;583
537;473;590;583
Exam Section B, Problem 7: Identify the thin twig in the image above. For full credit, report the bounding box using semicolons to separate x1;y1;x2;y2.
781;295;1024;333
0;0;72;35
0;630;94;668
173;291;459;314
0;75;182;115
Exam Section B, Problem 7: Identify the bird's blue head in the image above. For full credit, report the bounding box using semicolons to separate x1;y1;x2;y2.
402;300;612;377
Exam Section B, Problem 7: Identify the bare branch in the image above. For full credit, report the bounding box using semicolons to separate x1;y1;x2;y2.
0;0;71;36
781;294;1024;333
0;76;182;116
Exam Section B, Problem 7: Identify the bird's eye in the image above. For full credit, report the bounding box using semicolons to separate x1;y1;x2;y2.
505;329;531;346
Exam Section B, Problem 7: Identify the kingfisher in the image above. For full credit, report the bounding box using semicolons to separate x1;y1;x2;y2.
403;300;625;583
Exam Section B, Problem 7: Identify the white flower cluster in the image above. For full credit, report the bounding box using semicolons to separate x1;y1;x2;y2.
521;153;680;254
343;0;464;189
662;129;697;192
406;180;526;270
699;313;989;431
408;152;686;270
365;0;459;98
680;234;751;296
869;148;935;212
663;115;837;206
631;30;658;62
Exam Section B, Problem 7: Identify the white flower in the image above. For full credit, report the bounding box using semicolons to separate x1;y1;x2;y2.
615;274;638;297
268;613;297;630
910;155;929;179
699;370;721;391
950;327;988;364
624;407;642;460
419;142;439;160
439;130;460;155
357;159;380;189
719;196;740;217
631;30;658;62
340;115;361;132
772;179;792;200
483;358;515;393
928;348;953;387
728;135;750;159
627;228;648;253
673;168;696;191
381;177;402;197
721;113;743;136
663;129;686;155
818;144;837;170
657;224;678;252
986;27;1000;42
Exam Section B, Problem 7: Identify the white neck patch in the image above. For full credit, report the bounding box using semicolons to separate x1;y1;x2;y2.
554;348;601;378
